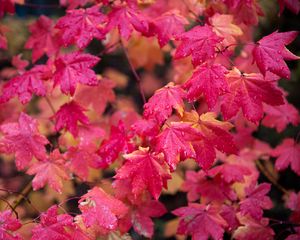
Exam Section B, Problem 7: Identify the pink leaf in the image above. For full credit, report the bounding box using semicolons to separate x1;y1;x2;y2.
174;24;223;66
53;100;89;137
56;5;107;49
0;112;48;170
53;52;100;95
253;31;299;79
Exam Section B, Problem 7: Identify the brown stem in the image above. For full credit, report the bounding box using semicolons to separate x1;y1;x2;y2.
121;40;146;104
11;181;33;211
45;96;56;115
0;197;19;218
255;160;289;195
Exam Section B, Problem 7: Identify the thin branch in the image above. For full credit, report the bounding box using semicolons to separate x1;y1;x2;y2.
255;160;289;195
120;40;146;104
0;197;19;218
11;181;33;211
45;96;56;115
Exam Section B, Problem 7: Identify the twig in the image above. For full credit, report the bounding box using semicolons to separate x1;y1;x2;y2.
45;96;56;115
11;181;33;211
255;160;289;195
0;197;19;218
120;40;146;104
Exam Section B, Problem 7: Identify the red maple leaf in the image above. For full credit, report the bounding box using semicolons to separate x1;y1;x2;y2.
233;216;275;240
56;5;107;49
53;100;89;137
147;10;188;47
240;183;273;220
0;65;50;104
221;67;284;123
174;24;223;66
271;138;300;175
25;15;60;63
115;147;171;200
106;2;149;40
0;0;15;18
0;210;22;240
119;198;166;238
173;203;227;240
78;187;128;230
75;77;116;115
183;111;237;170
208;163;252;183
65;145;101;181
253;31;299;79
155;122;199;171
27;149;70;193
97;121;134;168
262;101;299;132
0;112;48;170
53;52;100;95
182;170;237;202
183;63;229;109
31;205;75;240
143;82;186;124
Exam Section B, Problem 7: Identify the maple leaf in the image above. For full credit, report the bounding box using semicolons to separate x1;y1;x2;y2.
183;63;229;109
97;121;133;168
0;210;22;240
148;10;188;47
0;65;50;104
224;0;264;25
12;54;29;72
119;198;167;238
131;118;160;140
233;215;275;240
25;15;60;63
240;183;273;220
172;203;227;240
0;112;48;170
286;191;300;223
278;0;300;15
79;187;128;230
31;205;75;240
271;138;300;175
253;31;299;79
65;145;101;181
53;52;100;95
106;2;149;40
262;101;299;132
75;77;116;115
208;163;252;183
155;122;199;171
182;111;237;170
27;149;70;193
143;82;186;124
209;13;242;44
115;147;171;200
182;170;237;202
53;100;89;137
56;5;107;49
174;24;223;66
0;0;15;18
221;67;284;123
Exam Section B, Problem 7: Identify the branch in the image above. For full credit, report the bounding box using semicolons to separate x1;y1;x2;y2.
121;40;146;104
255;160;289;195
12;181;33;211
